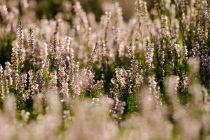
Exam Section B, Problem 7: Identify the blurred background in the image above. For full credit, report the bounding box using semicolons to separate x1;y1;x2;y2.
34;0;153;21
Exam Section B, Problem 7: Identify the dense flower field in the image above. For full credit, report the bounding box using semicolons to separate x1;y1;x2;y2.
0;0;210;139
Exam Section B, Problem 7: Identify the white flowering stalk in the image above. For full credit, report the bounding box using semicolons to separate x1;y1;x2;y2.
39;42;48;69
161;15;170;38
135;0;149;40
74;1;89;30
112;97;126;122
25;70;38;100
135;0;148;24
148;76;162;107
0;65;4;96
108;2;124;49
115;68;127;88
16;22;25;71
4;62;13;87
71;67;94;97
102;11;112;44
11;41;19;91
36;69;44;92
12;24;25;89
19;73;27;93
57;66;67;95
165;76;180;105
145;41;154;74
49;71;58;89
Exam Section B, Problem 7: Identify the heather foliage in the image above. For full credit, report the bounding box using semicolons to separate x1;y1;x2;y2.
0;0;210;139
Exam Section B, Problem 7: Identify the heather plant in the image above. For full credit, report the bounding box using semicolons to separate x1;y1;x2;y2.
0;0;210;139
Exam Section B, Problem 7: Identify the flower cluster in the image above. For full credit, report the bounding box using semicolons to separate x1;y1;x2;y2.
0;0;210;139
